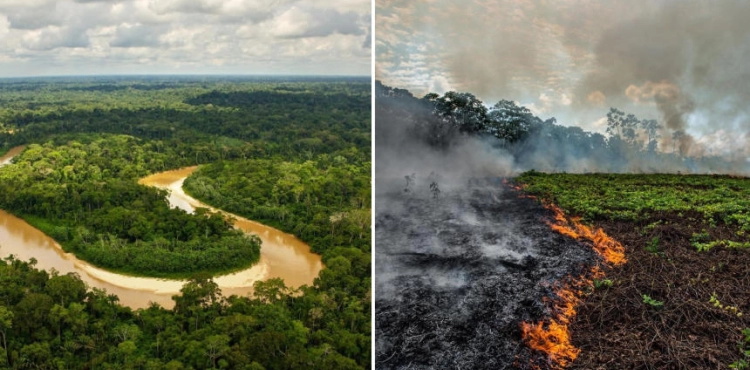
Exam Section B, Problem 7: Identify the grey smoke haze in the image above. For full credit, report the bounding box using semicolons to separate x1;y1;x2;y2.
374;184;534;303
377;0;750;159
375;89;520;305
375;92;515;196
373;103;600;366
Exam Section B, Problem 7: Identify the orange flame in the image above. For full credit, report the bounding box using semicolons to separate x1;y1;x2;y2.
544;203;626;266
519;271;600;369
521;319;579;368
509;182;626;368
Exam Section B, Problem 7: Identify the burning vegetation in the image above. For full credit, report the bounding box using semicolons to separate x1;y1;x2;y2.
518;172;750;369
375;178;598;369
511;182;627;368
376;80;750;369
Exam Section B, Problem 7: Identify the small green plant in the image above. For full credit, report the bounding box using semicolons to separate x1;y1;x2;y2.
593;279;613;289
692;231;710;243
642;294;664;308
691;231;715;252
710;262;725;272
730;359;748;370
729;328;750;369
726;241;750;250
710;293;742;317
645;236;660;254
640;220;662;235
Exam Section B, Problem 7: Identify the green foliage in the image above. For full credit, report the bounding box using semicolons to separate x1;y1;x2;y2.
0;78;369;277
689;232;750;252
691;232;710;243
424;91;488;134
518;173;750;254
694;240;721;252
183;156;371;255
0;137;261;277
731;359;749;370
730;328;750;369
0;78;370;159
645;236;660;254
640;220;662;235
518;173;750;223
642;294;664;308
593;279;613;289
0;255;371;369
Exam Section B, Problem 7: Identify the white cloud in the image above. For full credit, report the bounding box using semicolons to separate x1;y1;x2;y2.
22;26;89;50
271;6;365;39
0;16;9;39
147;0;224;15
0;0;370;76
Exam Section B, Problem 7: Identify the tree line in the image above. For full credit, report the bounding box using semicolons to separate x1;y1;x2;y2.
0;253;369;369
376;80;739;173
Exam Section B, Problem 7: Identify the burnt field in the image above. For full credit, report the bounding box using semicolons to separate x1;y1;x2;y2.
376;172;750;369
374;178;597;369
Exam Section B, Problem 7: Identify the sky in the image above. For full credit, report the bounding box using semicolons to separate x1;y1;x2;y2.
0;0;371;77
376;0;750;157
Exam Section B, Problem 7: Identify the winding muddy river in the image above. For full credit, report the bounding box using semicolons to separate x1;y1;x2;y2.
0;148;323;309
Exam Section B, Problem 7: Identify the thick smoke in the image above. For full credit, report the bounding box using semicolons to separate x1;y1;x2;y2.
377;81;749;176
375;84;517;306
375;85;600;369
375;87;514;195
378;0;750;160
577;0;750;157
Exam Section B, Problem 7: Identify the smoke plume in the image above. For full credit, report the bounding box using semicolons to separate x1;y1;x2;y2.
377;0;750;160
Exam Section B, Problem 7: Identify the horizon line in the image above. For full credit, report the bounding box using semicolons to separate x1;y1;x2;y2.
0;73;371;80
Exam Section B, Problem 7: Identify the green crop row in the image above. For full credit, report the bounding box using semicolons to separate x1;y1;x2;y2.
517;171;750;252
518;172;750;224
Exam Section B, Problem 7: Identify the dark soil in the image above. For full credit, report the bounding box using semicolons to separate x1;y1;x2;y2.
375;181;597;369
568;213;750;370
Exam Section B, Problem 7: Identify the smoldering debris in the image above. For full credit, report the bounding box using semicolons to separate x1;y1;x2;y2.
375;179;597;369
376;83;603;369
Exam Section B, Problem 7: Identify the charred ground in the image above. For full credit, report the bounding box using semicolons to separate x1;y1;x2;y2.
375;178;597;369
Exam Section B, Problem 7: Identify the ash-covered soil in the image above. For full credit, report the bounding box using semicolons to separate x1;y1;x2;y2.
375;180;597;369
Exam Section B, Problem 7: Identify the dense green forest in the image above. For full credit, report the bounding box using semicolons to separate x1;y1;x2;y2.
0;77;370;160
0;76;371;369
0;136;261;278
0;255;369;369
183;156;371;255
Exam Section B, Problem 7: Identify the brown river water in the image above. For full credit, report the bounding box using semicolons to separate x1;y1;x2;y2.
0;148;323;309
